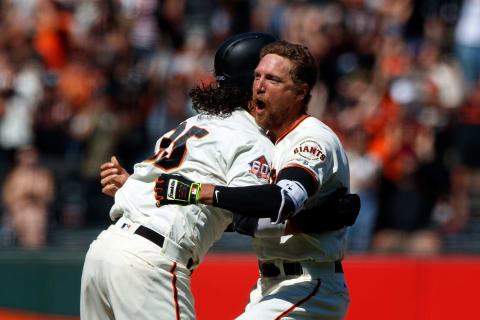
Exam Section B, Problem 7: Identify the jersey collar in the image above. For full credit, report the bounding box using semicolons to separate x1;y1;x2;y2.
274;114;310;145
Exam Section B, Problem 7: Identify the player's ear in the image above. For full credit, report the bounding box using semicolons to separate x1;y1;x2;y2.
295;83;308;103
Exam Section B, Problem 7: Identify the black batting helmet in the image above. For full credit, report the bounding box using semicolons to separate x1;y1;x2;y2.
214;32;276;93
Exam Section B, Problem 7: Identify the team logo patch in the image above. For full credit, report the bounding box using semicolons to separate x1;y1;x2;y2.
249;155;271;180
293;139;326;162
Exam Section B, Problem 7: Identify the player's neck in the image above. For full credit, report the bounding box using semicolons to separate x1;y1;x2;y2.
271;113;309;143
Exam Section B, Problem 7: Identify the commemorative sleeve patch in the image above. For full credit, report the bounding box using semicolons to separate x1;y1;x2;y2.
293;139;326;162
249;155;271;181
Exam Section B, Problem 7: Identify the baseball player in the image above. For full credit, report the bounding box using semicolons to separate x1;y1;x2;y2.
81;33;358;320
156;40;352;319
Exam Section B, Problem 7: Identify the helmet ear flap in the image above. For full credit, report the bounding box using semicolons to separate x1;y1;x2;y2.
214;32;276;93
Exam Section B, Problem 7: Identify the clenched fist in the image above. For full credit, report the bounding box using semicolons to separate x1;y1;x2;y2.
154;174;202;207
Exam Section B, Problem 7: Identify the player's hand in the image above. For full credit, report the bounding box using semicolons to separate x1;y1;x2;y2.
154;174;202;207
288;187;361;234
100;156;130;197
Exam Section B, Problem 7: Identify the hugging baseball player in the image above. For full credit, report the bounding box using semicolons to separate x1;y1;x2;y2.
81;33;359;320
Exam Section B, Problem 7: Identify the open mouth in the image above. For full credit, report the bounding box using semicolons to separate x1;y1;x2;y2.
255;99;266;113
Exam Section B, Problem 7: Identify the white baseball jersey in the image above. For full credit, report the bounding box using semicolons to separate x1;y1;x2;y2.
236;115;351;320
110;109;273;266
252;115;350;262
81;110;274;320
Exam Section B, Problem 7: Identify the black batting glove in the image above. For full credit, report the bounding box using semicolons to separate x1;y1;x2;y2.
154;174;202;207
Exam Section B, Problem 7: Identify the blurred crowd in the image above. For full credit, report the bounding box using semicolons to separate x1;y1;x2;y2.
0;0;479;254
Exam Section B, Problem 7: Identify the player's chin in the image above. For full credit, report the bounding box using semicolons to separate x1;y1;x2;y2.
254;113;269;129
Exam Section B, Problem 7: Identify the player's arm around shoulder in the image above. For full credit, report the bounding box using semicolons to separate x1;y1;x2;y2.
231;186;361;238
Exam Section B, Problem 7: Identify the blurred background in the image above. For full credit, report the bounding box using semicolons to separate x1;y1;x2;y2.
0;0;479;319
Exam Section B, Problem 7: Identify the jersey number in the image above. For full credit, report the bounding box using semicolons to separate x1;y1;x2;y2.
151;122;209;171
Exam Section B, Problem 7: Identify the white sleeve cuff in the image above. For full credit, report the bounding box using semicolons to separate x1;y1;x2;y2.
254;218;286;238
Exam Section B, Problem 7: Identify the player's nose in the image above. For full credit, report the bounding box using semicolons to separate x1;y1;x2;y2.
254;77;265;93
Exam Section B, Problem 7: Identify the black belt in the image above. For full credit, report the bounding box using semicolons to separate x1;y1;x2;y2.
134;225;165;248
132;225;194;270
259;261;343;277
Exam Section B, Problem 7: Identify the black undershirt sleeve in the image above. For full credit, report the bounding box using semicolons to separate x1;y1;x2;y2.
212;166;317;219
213;184;282;219
276;166;317;196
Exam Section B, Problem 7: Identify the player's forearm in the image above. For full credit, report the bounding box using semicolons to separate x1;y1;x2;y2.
199;184;286;219
154;173;307;223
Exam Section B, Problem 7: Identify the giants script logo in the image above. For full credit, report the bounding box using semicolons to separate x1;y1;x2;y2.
249;155;270;180
294;139;326;162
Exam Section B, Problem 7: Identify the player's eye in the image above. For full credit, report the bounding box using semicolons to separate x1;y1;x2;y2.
266;74;280;82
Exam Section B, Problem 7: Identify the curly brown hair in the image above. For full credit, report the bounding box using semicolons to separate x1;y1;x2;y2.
189;83;251;116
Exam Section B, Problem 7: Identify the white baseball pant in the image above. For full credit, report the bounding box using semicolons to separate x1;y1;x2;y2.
235;261;350;320
80;222;195;320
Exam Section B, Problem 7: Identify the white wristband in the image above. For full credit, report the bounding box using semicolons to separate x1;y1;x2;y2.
276;179;308;213
271;179;308;224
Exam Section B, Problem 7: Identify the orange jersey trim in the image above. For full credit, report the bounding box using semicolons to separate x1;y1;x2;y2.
275;114;310;145
276;165;319;193
170;262;181;320
274;279;321;319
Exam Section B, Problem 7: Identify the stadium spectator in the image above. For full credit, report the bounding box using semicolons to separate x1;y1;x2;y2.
1;145;55;248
